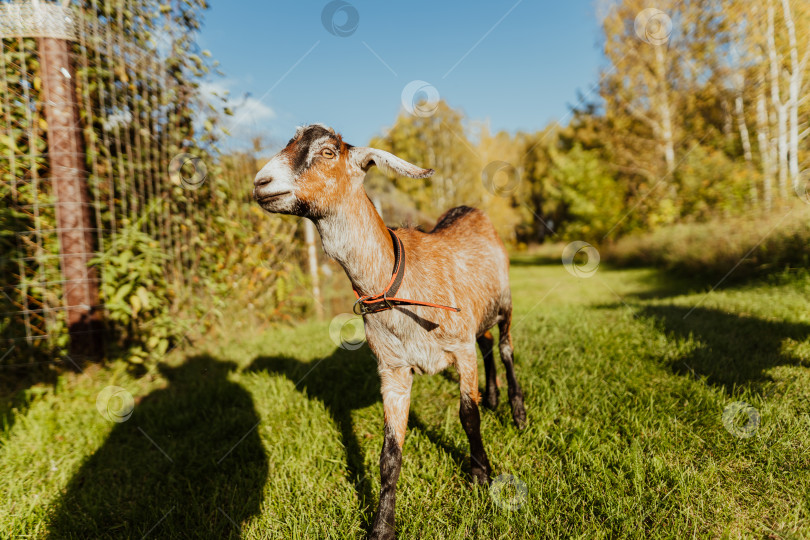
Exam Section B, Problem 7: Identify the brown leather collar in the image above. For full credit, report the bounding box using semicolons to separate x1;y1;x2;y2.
352;228;461;315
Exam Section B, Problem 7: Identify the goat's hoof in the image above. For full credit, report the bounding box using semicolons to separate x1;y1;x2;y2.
483;390;499;410
471;466;492;486
512;408;527;430
368;523;395;540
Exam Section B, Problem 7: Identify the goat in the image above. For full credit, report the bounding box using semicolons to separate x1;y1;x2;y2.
253;124;526;539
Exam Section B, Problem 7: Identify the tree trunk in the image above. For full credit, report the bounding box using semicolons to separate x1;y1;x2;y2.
781;0;804;193
735;94;753;163
654;45;676;174
756;92;775;210
39;37;103;363
767;3;789;198
304;220;323;319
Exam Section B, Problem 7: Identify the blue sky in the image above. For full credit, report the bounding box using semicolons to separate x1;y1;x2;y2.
198;1;607;151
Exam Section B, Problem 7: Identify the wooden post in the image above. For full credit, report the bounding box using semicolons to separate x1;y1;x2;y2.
304;220;323;319
36;17;103;361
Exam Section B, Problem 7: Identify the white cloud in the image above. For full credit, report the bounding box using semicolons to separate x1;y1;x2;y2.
200;79;276;149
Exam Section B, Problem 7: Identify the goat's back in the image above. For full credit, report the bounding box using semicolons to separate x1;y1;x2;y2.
395;206;510;336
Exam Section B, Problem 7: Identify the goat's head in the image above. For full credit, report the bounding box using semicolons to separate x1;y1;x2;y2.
253;124;434;218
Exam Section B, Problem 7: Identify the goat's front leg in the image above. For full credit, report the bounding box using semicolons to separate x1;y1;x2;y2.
456;349;492;485
370;366;412;540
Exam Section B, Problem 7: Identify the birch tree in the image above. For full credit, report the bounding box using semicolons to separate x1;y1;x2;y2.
779;0;810;193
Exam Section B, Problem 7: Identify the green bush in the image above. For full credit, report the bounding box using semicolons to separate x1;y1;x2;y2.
547;144;626;241
605;202;810;279
92;219;185;368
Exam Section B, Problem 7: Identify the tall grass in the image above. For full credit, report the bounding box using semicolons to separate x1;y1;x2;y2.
605;202;810;279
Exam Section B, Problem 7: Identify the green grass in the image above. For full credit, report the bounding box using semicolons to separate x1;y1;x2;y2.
2;261;810;538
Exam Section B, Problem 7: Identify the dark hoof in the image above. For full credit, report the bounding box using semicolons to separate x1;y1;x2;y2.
483;389;499;410
471;462;492;486
512;405;527;430
368;523;395;540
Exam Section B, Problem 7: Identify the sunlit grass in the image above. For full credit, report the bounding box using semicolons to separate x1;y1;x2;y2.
1;262;809;538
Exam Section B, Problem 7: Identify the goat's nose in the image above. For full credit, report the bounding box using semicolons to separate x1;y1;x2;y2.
254;174;272;187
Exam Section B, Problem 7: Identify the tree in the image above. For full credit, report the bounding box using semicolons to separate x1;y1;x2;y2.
367;101;484;218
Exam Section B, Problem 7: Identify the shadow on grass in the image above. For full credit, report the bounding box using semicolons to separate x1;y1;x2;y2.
509;254;561;267
638;304;810;392
617;269;708;301
246;347;480;532
0;364;59;439
48;354;267;539
247;348;380;521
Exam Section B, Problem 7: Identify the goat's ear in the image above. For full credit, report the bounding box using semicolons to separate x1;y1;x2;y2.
349;147;434;179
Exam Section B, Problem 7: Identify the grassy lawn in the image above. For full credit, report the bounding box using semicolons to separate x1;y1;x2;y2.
2;260;810;538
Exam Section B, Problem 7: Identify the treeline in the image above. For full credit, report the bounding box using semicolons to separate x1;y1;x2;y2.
366;0;809;246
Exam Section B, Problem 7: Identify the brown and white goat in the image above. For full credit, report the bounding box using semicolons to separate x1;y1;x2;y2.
254;124;526;539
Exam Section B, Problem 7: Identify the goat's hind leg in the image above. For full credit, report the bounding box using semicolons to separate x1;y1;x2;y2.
498;309;527;429
456;349;492;485
476;330;499;410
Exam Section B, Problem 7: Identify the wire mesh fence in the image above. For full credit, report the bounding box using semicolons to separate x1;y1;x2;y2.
1;0;307;368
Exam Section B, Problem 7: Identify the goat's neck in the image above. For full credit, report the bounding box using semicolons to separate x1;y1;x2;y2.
313;194;394;297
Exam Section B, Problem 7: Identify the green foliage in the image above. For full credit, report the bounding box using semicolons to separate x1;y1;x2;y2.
674;144;758;221
200;152;310;324
91;217;183;368
1;1;311;372
547;144;626;241
368;101;484;219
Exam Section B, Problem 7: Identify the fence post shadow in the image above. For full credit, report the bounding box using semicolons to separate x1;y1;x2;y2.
47;354;268;539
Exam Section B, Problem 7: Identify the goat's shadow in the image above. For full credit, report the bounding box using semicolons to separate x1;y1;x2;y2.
48;354;268;539
636;304;810;392
247;348;473;528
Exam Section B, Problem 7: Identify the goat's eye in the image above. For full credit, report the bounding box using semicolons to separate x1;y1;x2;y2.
321;148;336;158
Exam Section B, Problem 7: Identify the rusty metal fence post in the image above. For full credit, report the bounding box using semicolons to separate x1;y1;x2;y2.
2;0;103;361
